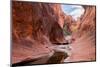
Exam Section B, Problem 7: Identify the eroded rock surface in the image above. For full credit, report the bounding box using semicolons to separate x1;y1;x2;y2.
64;6;96;62
12;1;68;65
12;1;96;65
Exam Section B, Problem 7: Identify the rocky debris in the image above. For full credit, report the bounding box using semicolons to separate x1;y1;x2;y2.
12;44;71;66
47;52;68;64
65;35;74;44
29;45;71;64
50;45;72;56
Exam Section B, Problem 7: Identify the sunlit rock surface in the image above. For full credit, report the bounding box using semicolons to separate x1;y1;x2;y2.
64;6;96;62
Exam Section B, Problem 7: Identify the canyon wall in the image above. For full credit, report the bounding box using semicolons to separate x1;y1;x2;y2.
12;1;66;64
66;6;96;62
79;6;96;38
72;6;96;43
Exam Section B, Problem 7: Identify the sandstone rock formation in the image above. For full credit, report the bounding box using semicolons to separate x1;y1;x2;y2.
64;6;96;62
12;1;68;65
12;1;96;65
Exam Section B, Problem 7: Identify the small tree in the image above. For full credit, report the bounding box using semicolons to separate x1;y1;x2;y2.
63;22;71;36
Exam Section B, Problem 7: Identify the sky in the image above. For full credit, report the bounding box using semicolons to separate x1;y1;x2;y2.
61;4;85;21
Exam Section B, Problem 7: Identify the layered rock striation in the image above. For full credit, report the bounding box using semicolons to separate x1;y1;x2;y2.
12;1;68;65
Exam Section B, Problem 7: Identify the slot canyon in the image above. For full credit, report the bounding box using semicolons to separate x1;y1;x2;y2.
12;1;96;66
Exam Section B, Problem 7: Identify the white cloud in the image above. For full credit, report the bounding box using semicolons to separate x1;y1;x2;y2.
61;5;85;21
69;5;85;21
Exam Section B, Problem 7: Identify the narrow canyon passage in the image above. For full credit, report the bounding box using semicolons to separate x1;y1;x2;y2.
12;1;96;66
63;5;96;63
